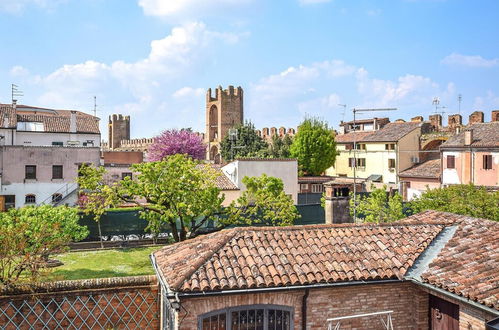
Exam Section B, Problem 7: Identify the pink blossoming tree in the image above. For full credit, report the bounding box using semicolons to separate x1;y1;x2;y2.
147;129;205;161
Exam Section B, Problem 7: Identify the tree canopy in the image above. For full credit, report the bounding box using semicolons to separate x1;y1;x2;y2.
147;129;205;161
410;184;499;221
351;185;405;223
0;205;88;288
220;122;268;161
290;117;337;176
78;154;299;242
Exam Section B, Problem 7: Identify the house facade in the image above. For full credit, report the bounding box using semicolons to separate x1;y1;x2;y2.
221;158;298;204
327;121;429;191
441;121;499;189
151;210;499;329
0;103;101;209
399;158;441;201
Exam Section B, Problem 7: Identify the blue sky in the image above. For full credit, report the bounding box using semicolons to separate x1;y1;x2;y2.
1;0;499;139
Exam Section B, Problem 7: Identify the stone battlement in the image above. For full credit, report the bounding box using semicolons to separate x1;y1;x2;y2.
206;85;243;102
256;127;296;140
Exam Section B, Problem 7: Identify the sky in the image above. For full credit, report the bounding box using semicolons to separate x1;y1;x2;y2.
1;0;499;139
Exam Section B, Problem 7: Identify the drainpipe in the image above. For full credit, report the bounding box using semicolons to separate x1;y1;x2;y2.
302;288;309;330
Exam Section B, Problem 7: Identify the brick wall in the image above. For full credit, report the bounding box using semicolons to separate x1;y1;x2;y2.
0;276;159;329
178;282;428;330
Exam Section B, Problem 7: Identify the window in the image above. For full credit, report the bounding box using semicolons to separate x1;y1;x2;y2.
122;172;133;180
385;143;395;150
354;143;366;150
446;155;455;169
311;184;323;193
348;158;366;168
199;305;293;330
52;165;63;179
345;143;353;151
25;194;36;204
483;155;493;170
83;140;94;147
25;165;36;180
299;184;309;191
4;195;15;209
388;159;396;169
52;141;63;146
17;122;44;131
52;193;63;204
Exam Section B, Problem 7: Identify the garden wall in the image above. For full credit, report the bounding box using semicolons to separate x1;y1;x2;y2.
0;276;160;329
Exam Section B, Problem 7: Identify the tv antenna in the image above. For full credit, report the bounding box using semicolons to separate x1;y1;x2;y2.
458;94;462;115
11;84;23;104
338;104;347;121
432;97;446;116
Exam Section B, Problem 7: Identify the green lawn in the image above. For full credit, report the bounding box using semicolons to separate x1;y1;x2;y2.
47;246;161;281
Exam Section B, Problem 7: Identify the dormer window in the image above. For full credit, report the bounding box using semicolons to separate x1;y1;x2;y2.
17;122;44;132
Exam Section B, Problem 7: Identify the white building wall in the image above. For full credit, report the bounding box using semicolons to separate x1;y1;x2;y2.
222;160;298;204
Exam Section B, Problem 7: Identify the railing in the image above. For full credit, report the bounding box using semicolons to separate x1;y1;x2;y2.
39;182;79;206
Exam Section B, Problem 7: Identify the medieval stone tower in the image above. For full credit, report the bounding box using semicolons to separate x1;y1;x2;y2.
108;114;130;150
205;85;244;162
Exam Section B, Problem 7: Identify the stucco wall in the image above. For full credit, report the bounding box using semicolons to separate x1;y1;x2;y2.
222;160;298;204
442;150;499;187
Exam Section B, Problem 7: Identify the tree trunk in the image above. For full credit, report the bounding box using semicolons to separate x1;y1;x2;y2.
97;219;104;249
170;221;180;242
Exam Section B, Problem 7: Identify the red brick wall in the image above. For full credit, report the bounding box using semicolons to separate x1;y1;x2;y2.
178;282;428;330
0;276;159;329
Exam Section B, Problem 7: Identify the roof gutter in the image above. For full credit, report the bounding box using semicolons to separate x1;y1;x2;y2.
411;280;499;317
171;279;404;298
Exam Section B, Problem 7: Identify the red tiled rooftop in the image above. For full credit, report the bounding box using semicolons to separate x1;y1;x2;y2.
398;159;440;179
153;222;442;293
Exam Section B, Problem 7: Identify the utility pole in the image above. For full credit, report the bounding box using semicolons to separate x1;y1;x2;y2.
338;104;347;122
93;96;97;117
351;107;397;223
458;94;462;115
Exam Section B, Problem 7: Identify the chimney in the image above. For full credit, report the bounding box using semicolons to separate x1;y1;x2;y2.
70;111;77;133
464;129;473;146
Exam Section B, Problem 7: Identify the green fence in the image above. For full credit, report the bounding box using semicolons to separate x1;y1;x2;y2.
79;204;326;241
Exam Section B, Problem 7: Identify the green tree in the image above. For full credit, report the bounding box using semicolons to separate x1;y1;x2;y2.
78;155;299;242
226;174;300;226
0;205;88;288
220;121;268;161
410;184;499;221
263;134;293;158
290;117;337;176
351;185;405;223
77;164;118;248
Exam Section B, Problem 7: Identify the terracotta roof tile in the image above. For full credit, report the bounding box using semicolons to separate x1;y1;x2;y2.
442;122;499;148
361;122;422;142
399;159;441;179
334;131;374;143
153;222;442;293
197;164;239;190
398;210;499;310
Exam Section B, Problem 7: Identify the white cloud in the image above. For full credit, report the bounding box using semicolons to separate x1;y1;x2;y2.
10;65;30;77
441;53;499;68
473;91;499;111
298;0;332;5
248;59;455;128
0;0;65;13
13;22;244;136
138;0;254;19
173;87;205;98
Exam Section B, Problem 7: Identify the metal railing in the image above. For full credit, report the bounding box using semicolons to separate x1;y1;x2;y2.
39;182;79;206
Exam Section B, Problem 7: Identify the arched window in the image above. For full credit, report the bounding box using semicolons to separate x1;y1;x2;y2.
25;194;36;204
52;193;63;204
199;305;293;330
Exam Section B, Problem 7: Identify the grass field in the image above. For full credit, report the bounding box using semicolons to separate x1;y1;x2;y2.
47;246;162;281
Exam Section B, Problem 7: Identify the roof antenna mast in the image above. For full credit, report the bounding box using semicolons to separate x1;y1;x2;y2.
93;96;97;117
11;84;23;105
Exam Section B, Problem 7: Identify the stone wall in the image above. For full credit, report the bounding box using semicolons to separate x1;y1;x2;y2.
0;276;159;329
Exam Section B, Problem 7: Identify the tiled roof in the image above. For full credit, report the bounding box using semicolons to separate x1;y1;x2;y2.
153;223;442;293
341;117;389;125
361;122;421;142
0;104;17;128
298;176;333;183
398;210;499;309
0;104;100;134
335;131;374;143
399;159;440;179
442;122;499;148
197;164;239;190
